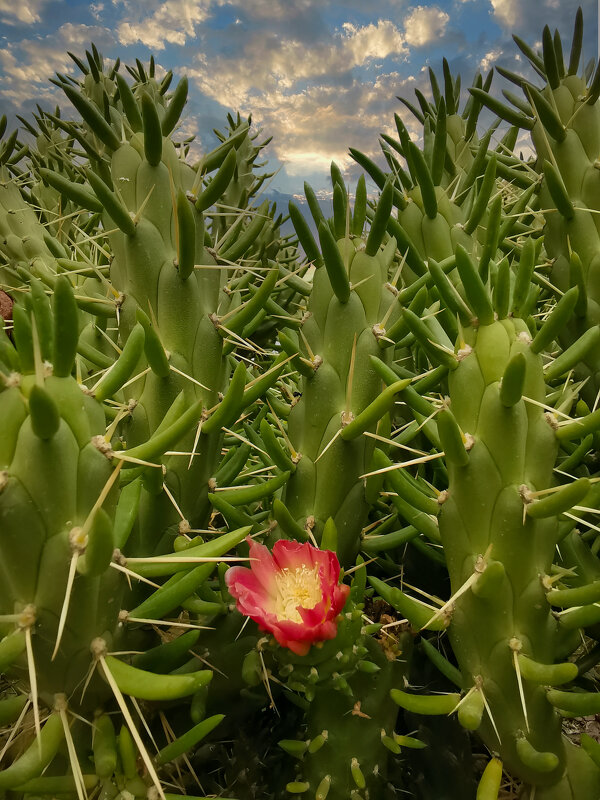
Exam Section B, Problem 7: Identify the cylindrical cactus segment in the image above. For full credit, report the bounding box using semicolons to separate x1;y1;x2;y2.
283;176;405;566
433;306;600;788
474;9;600;405
0;283;124;709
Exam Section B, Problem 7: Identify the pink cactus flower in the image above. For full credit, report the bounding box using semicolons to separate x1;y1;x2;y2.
225;538;350;656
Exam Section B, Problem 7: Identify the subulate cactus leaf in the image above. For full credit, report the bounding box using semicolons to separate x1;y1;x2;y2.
208;492;256;529
408;141;437;219
117;724;137;780
542;160;575;219
103;654;212;700
429;258;472;321
516;737;560;774
454;245;494;324
340;379;409;441
76;507;114;576
402;308;458;369
201;360;246;434
365;179;393;256
469;87;535;129
352;174;367;236
529;86;566;142
175;188;196;280
11;307;33;374
546;581;600;608
219;198;270;261
28;385;60;440
464;154;497;235
155;714;224;765
93;322;145;401
457;687;485;730
288;201;322;267
133;630;200;672
530;287;579;354
116;73;142;131
0;630;26;672
541;24;561;89
61;84;121;150
211;469;290;507
390;688;460;715
161;76;188;136
318;221;350;303
52;276;80;378
225;267;279;335
0;695;29;727
272;497;308;540
556;406;600;442
558;604;600;630
92;713;118;778
332;182;346;240
525;477;590;519
420;637;464;687
476;758;503;800
370;576;447;631
135;308;170;377
127;525;251;578
0;711;64;789
141;91;163;166
29;279;53;360
581;734;600;769
122;397;205;461
516;653;578;685
260;418;295;472
87;167;136;236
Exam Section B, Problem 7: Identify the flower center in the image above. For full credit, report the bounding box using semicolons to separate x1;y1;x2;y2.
273;563;322;623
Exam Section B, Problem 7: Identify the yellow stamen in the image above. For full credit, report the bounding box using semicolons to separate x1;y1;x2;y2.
273;565;322;623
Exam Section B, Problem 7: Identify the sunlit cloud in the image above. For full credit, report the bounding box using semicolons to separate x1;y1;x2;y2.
0;0;56;26
0;23;113;103
116;0;214;50
403;5;450;47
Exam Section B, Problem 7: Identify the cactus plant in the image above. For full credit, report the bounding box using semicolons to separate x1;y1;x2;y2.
2;14;600;798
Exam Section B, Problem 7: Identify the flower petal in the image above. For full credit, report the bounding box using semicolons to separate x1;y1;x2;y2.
226;538;349;657
284;639;312;656
246;537;279;592
225;567;273;618
272;539;314;572
297;599;329;628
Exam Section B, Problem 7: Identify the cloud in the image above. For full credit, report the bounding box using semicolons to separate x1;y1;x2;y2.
0;23;113;107
0;0;58;25
403;5;449;47
480;47;503;72
115;0;215;50
489;0;520;28
190;20;407;105
252;75;417;177
185;19;413;178
192;69;417;183
90;3;105;21
231;0;316;19
342;20;407;63
490;0;595;33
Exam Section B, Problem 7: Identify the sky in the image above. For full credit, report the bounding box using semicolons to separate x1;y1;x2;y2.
0;0;597;199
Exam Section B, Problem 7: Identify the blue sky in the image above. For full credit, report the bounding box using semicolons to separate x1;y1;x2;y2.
0;0;597;197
